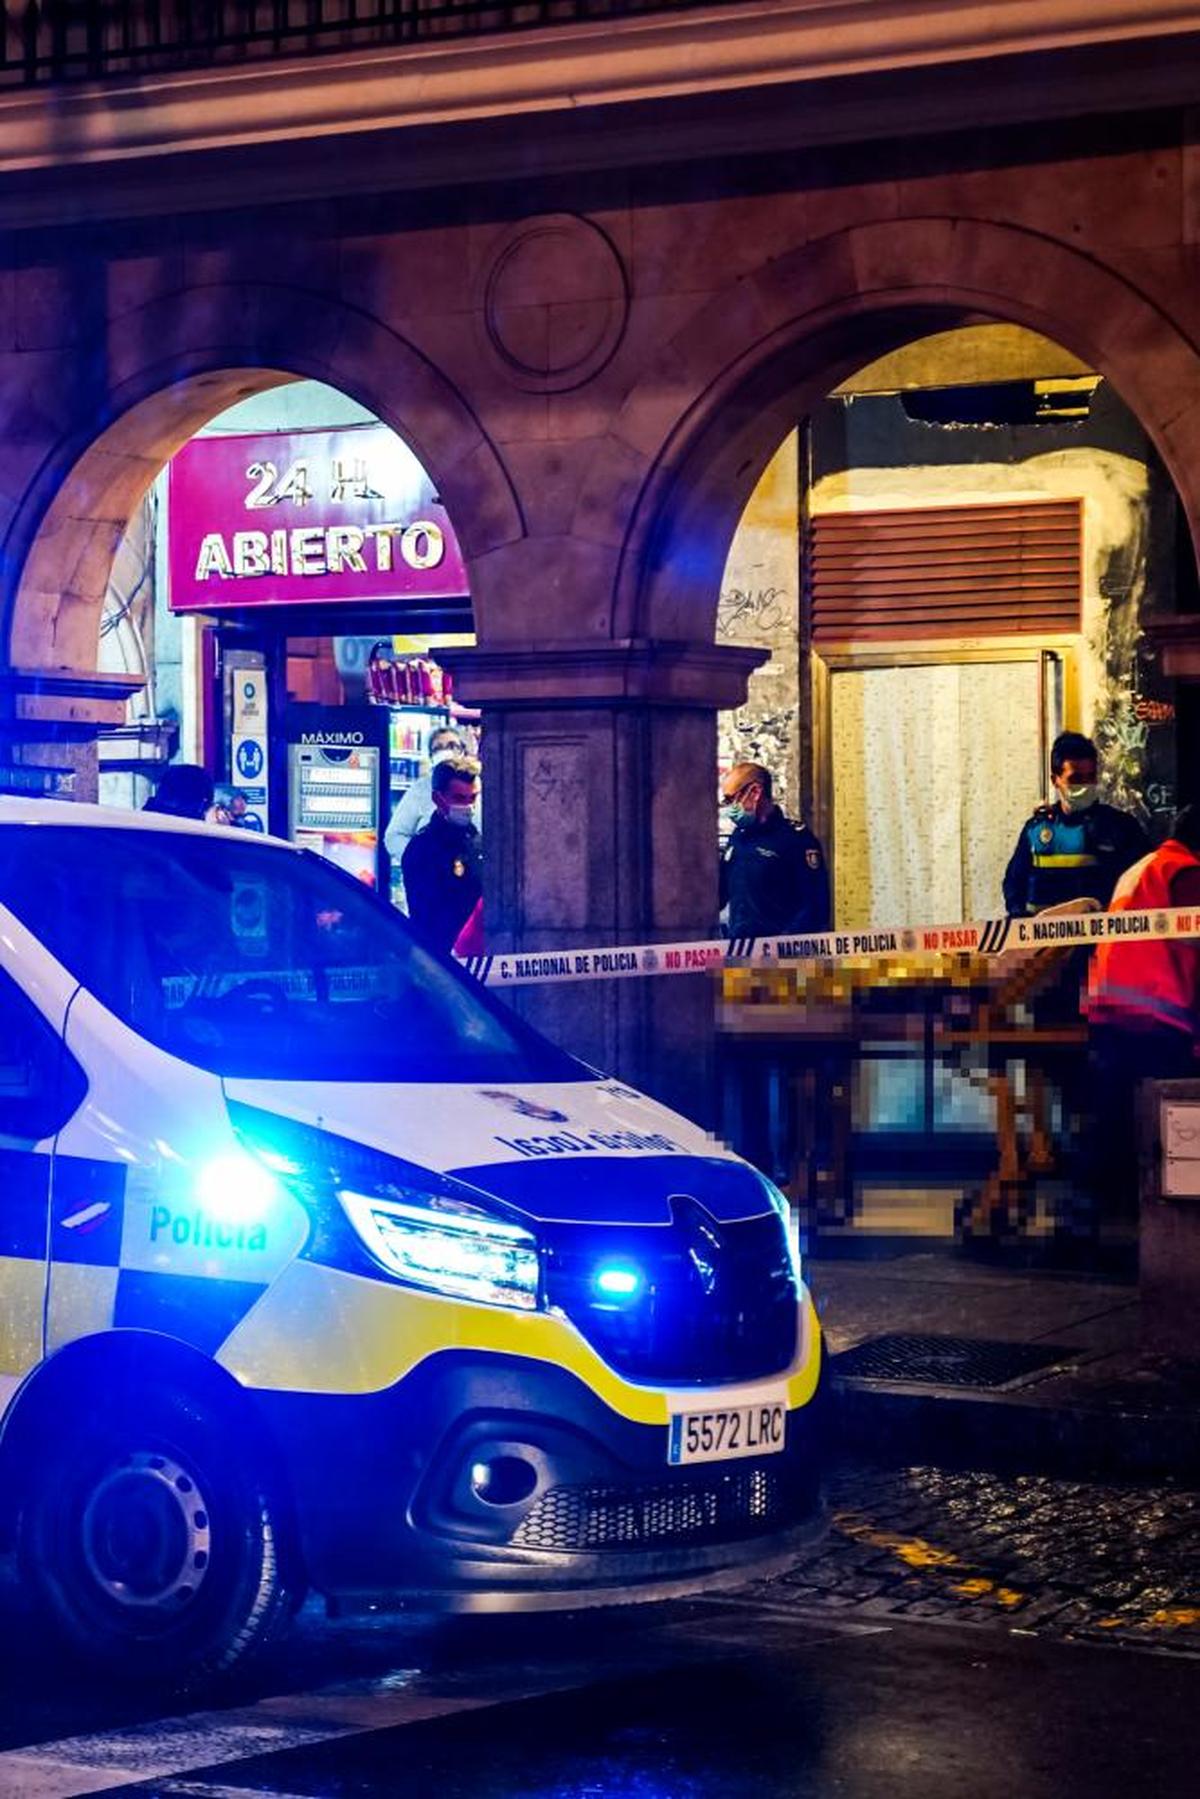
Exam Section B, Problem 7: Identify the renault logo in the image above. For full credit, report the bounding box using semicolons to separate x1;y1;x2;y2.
670;1194;722;1296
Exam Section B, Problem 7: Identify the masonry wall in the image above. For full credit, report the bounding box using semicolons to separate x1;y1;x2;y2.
4;106;1200;1098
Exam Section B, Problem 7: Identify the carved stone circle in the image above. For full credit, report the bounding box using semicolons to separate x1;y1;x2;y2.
482;214;629;392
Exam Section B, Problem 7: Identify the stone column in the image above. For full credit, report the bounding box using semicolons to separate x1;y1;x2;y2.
0;670;144;802
439;639;765;1124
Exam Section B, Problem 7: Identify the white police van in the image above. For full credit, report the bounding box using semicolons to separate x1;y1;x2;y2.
0;799;825;1679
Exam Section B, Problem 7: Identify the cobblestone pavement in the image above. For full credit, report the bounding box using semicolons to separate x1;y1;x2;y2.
755;1462;1200;1652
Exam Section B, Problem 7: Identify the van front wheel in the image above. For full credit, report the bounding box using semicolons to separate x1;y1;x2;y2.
19;1384;297;1683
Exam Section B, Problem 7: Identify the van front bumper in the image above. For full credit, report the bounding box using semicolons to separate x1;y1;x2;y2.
252;1350;827;1611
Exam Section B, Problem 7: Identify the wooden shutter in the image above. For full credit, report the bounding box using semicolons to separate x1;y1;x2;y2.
809;498;1082;643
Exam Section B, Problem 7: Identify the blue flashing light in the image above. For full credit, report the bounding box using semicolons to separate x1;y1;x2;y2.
595;1262;642;1300
194;1150;280;1226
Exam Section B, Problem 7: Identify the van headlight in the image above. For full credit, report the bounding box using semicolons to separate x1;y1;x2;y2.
228;1101;542;1311
339;1189;540;1311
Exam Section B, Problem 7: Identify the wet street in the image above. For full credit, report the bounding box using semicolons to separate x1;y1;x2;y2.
0;1461;1197;1798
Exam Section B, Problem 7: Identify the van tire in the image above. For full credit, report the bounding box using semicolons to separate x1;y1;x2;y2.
18;1382;298;1685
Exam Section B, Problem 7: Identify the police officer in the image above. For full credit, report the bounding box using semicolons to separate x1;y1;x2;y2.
384;725;468;869
1003;731;1147;916
401;754;482;954
720;761;830;938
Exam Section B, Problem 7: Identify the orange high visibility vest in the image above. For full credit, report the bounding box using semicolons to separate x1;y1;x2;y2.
1086;838;1200;1038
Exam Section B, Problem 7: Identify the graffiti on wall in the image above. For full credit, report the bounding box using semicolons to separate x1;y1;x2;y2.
717;434;802;817
1092;483;1179;830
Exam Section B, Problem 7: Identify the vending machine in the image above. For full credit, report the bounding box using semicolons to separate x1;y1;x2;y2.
285;703;390;890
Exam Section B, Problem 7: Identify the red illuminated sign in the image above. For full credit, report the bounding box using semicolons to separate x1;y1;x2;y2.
167;424;468;612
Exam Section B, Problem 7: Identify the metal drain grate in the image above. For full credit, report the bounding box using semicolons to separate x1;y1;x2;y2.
833;1334;1076;1389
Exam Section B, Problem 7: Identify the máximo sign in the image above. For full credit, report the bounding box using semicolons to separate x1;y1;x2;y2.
167;424;468;611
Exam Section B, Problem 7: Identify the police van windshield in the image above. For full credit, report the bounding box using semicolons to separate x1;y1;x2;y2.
0;826;582;1084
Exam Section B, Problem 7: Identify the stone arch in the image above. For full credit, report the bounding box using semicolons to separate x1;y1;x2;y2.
3;282;523;672
573;217;1200;644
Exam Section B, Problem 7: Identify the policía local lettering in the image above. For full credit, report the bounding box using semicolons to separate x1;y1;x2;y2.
150;1205;267;1252
494;1128;681;1160
193;521;445;582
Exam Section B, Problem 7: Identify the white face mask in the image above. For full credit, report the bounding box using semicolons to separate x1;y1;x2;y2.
431;746;464;767
446;803;477;829
1061;782;1099;813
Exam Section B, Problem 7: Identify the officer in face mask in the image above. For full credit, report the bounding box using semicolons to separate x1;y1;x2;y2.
719;760;831;939
401;755;483;954
1002;730;1149;916
384;726;469;873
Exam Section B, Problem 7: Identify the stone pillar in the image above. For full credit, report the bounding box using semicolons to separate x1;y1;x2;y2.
0;669;144;802
439;640;765;1124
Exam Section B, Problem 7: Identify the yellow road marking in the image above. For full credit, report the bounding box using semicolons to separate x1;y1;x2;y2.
1094;1606;1200;1633
832;1510;1200;1636
952;1578;1024;1608
831;1511;1028;1608
1141;1606;1200;1631
834;1513;964;1572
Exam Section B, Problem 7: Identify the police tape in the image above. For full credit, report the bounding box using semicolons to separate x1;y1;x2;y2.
456;903;1200;989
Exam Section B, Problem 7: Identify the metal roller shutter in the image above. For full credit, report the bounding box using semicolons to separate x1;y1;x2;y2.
810;498;1082;642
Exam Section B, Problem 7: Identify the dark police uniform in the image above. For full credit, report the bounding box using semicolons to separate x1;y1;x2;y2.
721;809;831;938
1002;801;1148;916
401;812;483;953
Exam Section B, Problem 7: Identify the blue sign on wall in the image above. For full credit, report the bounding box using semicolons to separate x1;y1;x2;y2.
235;739;265;781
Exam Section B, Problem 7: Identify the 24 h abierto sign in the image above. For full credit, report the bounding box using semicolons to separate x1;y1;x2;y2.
167;423;468;611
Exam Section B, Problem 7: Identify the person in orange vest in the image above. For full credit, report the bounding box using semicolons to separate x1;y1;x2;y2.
1083;805;1200;1232
1086;804;1200;1076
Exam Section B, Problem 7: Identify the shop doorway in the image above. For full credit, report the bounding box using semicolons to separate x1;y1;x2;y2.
714;322;1191;1254
718;326;1180;916
95;380;476;907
